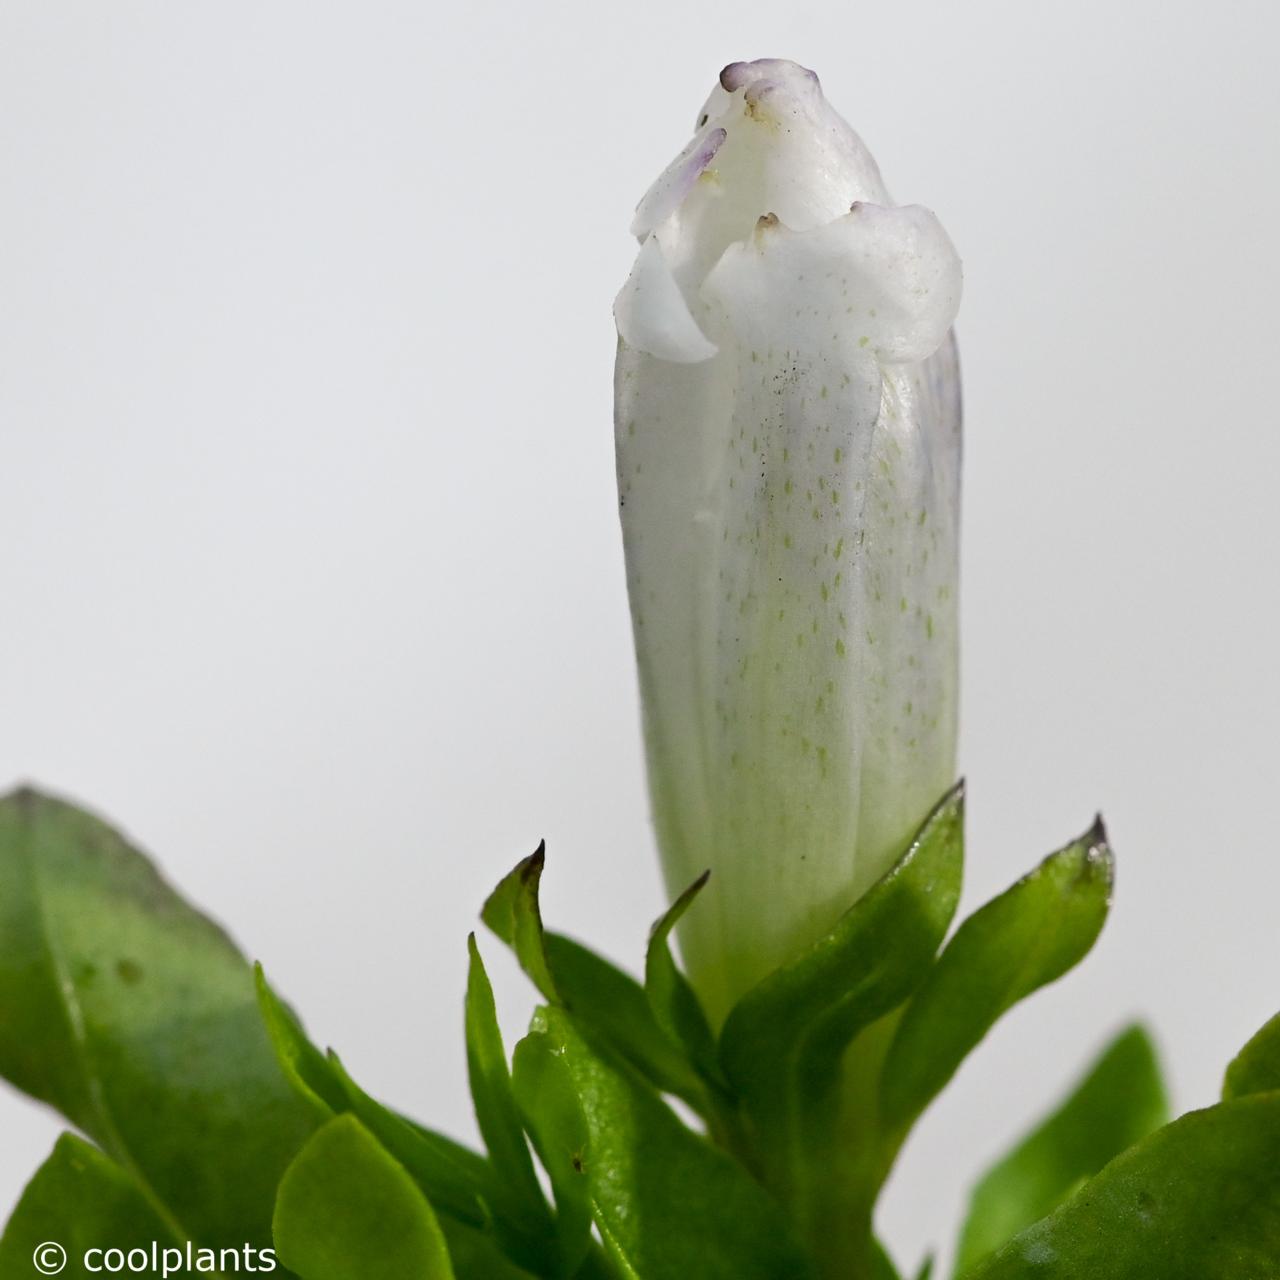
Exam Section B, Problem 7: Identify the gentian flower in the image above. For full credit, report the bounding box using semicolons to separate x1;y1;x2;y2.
615;58;962;1019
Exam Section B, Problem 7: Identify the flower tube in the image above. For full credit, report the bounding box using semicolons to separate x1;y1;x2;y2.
614;59;962;1020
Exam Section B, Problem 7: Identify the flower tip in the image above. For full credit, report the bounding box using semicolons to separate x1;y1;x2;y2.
719;58;819;93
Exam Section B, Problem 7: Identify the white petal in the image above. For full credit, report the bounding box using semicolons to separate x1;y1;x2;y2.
649;59;892;302
614;61;964;1018
613;234;718;364
704;204;961;367
832;202;962;364
675;215;887;1010
852;341;961;884
627;209;963;1013
630;123;727;239
615;339;735;968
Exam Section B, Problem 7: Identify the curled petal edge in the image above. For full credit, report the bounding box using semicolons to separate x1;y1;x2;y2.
703;203;962;367
631;124;728;240
614;234;718;365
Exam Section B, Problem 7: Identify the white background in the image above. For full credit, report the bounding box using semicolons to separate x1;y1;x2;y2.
2;1;1278;1270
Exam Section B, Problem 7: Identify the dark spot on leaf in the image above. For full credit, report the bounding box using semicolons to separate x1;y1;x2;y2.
116;958;144;986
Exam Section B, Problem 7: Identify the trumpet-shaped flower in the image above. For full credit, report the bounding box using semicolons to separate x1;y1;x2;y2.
615;59;962;1019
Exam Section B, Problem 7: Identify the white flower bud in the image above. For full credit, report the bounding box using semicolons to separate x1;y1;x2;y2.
615;59;962;1020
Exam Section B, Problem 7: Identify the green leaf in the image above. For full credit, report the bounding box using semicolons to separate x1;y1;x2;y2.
325;1052;492;1229
964;1093;1280;1279
255;964;350;1117
0;1134;178;1278
721;783;963;1102
437;1219;541;1280
511;1027;593;1275
952;1024;1168;1276
482;847;708;1108
536;1005;814;1280
273;1114;454;1280
1224;1010;1280;1099
880;818;1113;1146
644;871;721;1085
465;936;555;1254
481;844;559;1000
546;933;706;1104
872;1239;904;1280
717;783;964;1200
254;964;492;1228
256;960;568;1280
0;788;317;1246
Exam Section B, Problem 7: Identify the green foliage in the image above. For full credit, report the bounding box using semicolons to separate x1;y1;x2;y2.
710;783;964;1273
643;870;721;1088
0;788;317;1247
483;846;710;1110
323;1053;492;1227
719;785;963;1194
0;1135;176;1279
528;1005;814;1280
964;1094;1280;1279
464;936;557;1266
952;1024;1169;1275
1223;1010;1280;1099
879;819;1114;1147
254;963;350;1117
511;1027;594;1275
481;842;558;1001
2;783;1280;1280
255;965;492;1226
872;1239;905;1280
273;1115;454;1280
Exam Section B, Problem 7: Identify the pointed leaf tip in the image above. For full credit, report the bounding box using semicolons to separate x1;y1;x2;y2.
880;820;1114;1148
526;841;546;876
648;869;712;942
644;873;721;1090
717;782;964;1192
479;847;558;1000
